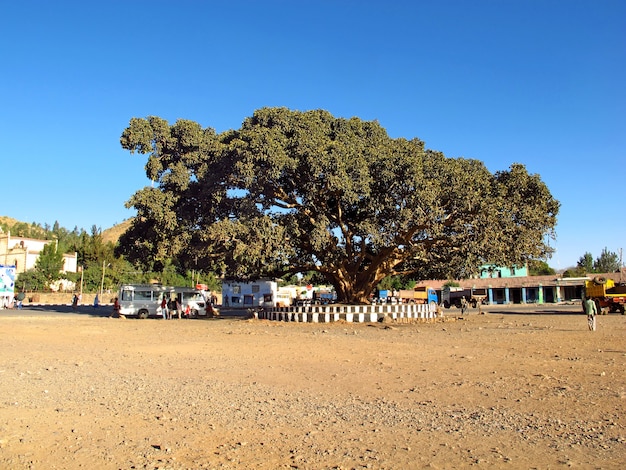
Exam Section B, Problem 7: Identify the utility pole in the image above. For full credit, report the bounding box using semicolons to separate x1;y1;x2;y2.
100;260;106;297
79;266;84;300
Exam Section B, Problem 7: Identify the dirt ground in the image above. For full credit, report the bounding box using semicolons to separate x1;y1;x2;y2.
0;309;624;469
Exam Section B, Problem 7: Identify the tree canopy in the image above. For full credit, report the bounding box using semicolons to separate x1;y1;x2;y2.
527;259;556;276
564;248;622;277
118;108;560;303
593;247;621;273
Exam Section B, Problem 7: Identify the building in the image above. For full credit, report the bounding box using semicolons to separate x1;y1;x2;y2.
221;279;280;307
0;231;77;275
416;269;626;305
477;264;528;278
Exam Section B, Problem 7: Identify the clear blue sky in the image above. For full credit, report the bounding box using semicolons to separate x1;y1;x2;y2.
2;0;624;270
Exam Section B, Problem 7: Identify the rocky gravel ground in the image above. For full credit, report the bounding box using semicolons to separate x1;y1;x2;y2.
0;310;624;469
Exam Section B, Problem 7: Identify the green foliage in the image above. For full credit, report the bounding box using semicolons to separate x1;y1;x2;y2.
5;216;223;293
35;242;65;284
118;108;560;303
195;272;222;292
577;252;594;273
562;267;586;278
594;247;620;273
377;275;409;291
572;249;621;275
4;221;49;239
527;259;556;276
159;261;189;287
16;269;47;291
443;281;461;287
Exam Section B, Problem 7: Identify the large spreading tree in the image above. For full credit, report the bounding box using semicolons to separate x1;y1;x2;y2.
118;107;559;304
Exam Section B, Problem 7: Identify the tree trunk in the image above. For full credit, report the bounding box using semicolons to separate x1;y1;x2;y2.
327;269;381;305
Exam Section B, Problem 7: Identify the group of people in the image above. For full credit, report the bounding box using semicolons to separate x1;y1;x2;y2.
459;296;483;315
160;297;183;319
159;296;218;319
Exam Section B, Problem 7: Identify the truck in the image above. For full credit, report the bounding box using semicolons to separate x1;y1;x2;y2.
398;286;438;305
313;287;336;305
584;277;626;314
442;286;487;309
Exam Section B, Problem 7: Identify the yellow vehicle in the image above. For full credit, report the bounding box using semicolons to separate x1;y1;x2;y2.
398;286;438;305
584;277;626;314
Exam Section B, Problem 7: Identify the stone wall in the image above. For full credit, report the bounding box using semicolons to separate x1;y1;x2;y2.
22;292;117;305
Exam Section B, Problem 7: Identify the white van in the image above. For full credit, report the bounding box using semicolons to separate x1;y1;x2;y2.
118;284;207;319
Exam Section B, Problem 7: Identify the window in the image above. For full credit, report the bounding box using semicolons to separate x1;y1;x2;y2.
252;284;260;293
135;290;153;301
233;285;241;294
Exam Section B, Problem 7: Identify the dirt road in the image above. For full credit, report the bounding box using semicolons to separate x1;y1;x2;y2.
0;310;624;469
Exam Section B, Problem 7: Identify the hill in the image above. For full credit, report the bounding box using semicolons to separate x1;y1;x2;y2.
1;215;130;245
101;219;132;244
0;215;22;228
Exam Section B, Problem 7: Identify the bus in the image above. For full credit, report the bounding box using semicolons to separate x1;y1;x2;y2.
117;284;208;319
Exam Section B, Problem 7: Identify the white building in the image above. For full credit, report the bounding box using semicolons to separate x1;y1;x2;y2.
0;231;77;275
221;279;286;308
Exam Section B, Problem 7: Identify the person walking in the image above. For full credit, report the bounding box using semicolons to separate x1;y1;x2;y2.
112;297;123;318
584;297;598;331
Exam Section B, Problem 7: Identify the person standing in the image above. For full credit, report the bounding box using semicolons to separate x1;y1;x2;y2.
160;296;169;320
16;291;25;310
584;297;598;331
72;293;79;311
175;298;182;319
460;296;468;315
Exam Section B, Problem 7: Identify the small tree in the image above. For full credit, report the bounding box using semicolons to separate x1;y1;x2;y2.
16;269;47;291
35;242;65;286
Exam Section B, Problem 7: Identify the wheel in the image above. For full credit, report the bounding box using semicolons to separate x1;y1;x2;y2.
191;309;198;318
593;276;607;285
443;301;450;309
137;309;148;319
